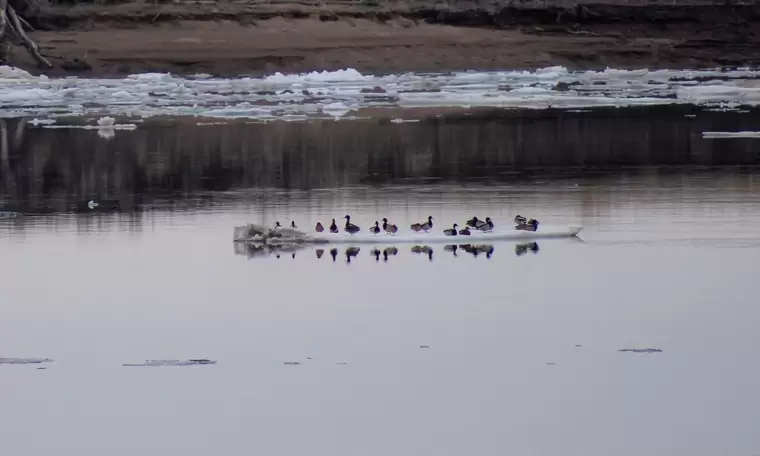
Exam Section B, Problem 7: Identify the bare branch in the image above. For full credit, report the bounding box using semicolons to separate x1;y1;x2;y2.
6;4;51;68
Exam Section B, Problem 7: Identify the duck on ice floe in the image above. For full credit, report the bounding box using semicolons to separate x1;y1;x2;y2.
343;215;360;234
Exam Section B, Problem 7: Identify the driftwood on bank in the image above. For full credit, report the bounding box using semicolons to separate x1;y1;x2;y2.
0;0;51;68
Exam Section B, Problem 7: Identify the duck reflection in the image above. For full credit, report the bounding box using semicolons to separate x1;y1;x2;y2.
345;247;360;263
411;245;434;262
330;248;338;262
515;242;539;256
382;246;398;262
316;248;325;259
371;248;381;261
459;244;495;259
444;244;458;256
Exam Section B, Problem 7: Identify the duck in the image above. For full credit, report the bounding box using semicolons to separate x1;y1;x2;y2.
514;218;539;232
382;218;398;234
343;215;360;234
370;221;381;235
443;224;459;236
411;216;433;232
475;217;494;232
514;215;527;225
329;219;339;234
315;222;324;233
290;220;298;229
458;226;471;236
465;216;480;228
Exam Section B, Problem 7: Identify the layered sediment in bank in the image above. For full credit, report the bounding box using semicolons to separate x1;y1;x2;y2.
7;0;759;77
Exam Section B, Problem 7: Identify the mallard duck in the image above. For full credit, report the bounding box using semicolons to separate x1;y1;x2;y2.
343;215;360;234
411;216;433;232
315;222;324;233
465;216;480;227
458;226;471;236
475;217;494;232
443;224;459;236
515;219;539;232
329;219;339;233
370;221;381;235
382;218;398;234
514;215;527;225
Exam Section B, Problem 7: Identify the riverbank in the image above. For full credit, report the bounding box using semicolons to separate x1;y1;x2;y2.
11;1;760;77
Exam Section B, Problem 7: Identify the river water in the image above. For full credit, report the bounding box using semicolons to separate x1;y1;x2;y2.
1;105;760;456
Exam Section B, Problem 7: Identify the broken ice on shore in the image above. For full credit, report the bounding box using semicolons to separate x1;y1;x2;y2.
2;65;760;121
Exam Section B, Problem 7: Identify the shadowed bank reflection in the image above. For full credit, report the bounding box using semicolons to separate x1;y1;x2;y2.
3;106;760;216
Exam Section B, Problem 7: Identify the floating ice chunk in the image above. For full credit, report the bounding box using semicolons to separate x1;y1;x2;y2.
702;131;760;138
29;118;56;126
264;68;369;84
127;72;176;82
322;101;353;117
123;359;217;367
97;116;115;126
0;357;54;364
618;348;663;353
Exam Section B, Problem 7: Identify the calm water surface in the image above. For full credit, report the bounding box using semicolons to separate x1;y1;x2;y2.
1;109;760;456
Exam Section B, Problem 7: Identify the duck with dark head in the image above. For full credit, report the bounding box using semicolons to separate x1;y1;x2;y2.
344;215;360;234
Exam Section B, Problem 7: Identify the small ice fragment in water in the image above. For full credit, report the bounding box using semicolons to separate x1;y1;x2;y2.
336;362;349;365
0;357;54;364
97;116;115;127
284;361;301;365
546;362;556;365
419;345;430;349
122;359;217;366
574;344;582;347
618;348;663;353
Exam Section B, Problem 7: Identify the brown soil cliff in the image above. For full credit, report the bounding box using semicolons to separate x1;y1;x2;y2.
11;0;760;77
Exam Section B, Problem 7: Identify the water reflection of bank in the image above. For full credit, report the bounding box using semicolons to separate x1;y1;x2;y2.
3;106;760;214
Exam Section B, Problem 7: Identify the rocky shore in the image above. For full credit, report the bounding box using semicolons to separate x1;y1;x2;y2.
11;0;760;77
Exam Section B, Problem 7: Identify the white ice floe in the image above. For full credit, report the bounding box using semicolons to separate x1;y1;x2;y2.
1;65;760;121
0;357;54;364
702;131;760;138
123;359;217;367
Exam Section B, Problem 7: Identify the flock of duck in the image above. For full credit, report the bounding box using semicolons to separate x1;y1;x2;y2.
246;214;540;241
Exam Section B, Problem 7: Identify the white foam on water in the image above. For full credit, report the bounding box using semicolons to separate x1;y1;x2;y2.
1;65;760;121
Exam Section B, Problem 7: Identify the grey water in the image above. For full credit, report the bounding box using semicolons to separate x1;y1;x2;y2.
1;106;760;456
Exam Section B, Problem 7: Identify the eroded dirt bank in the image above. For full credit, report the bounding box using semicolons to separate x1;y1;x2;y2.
11;1;760;77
